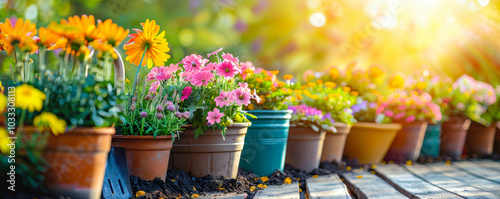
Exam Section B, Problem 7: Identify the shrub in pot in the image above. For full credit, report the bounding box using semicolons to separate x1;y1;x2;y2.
376;91;442;163
0;16;127;199
168;49;258;178
238;67;294;176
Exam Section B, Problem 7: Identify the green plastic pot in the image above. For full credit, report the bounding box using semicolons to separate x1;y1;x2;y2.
239;110;292;176
420;123;441;158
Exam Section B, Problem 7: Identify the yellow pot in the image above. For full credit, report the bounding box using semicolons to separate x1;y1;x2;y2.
343;122;402;164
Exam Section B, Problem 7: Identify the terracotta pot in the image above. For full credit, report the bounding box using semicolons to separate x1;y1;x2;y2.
285;127;326;172
320;123;351;162
384;121;428;163
440;118;471;159
37;127;114;199
343;122;401;164
170;123;249;178
465;121;496;156
495;122;500;155
112;135;175;181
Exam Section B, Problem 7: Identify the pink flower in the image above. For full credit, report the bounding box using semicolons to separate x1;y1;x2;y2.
206;108;224;125
384;110;394;117
405;115;416;123
207;47;223;58
222;52;239;64
181;70;196;81
397;105;406;111
230;87;251;106
216;60;240;78
214;91;232;107
149;80;160;93
182;54;208;72
394;112;405;120
240;61;255;79
191;71;214;86
147;66;161;81
148;64;179;81
238;82;250;92
181;86;192;101
255;67;265;74
202;62;217;71
166;63;180;74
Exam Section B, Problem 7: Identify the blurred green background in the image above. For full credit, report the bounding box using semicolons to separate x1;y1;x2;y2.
2;0;500;84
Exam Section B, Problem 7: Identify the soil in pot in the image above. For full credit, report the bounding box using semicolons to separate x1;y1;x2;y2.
170;123;249;178
112;135;175;181
285;127;326;172
466;121;496;157
343;122;401;164
240;110;292;177
440;118;471;160
384;121;428;163
321;123;351;162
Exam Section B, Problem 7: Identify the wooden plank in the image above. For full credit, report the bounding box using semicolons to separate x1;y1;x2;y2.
254;182;300;199
374;164;462;199
453;161;500;183
199;193;246;199
427;163;500;196
472;160;500;172
405;164;499;199
341;169;407;199
306;174;351;199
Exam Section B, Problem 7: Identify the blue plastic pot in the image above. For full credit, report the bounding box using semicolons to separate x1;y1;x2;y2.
239;110;292;176
420;123;441;158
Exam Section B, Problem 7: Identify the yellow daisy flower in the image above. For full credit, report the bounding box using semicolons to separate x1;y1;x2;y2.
97;19;129;47
124;19;170;68
0;128;9;154
0;94;6;113
14;84;46;113
34;112;67;136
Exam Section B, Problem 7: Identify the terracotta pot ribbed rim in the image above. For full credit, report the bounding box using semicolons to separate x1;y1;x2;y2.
112;134;176;139
23;126;115;135
353;122;402;130
182;123;251;128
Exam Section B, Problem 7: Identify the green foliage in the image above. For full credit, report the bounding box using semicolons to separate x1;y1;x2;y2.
241;68;293;111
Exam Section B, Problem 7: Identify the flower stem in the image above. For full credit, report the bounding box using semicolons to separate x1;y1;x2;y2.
132;46;148;100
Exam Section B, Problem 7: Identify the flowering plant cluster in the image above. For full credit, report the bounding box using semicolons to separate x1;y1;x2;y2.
290;80;357;125
288;104;336;133
375;91;442;124
481;85;500;124
351;98;379;122
240;66;293;110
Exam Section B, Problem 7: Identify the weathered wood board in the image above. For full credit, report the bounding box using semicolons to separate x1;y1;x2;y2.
306;174;351;199
254;182;300;199
342;169;407;199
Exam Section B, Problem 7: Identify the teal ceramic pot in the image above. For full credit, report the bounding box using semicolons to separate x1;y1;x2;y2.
420;123;441;158
239;110;292;176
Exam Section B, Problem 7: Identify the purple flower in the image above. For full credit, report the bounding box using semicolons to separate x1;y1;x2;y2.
140;111;148;118
167;104;176;112
175;112;182;118
156;105;164;112
156;113;164;119
182;111;191;119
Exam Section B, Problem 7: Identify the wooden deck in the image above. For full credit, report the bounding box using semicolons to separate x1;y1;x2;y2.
247;160;500;199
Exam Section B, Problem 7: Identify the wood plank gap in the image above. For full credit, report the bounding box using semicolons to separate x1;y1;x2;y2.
452;161;500;184
306;174;351;199
341;169;407;199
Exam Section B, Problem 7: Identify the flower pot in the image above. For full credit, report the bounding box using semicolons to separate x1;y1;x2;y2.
343;122;401;164
495;122;500;155
170;123;249;178
320;123;351;162
40;127;114;199
465;121;496;156
111;135;174;181
239;110;292;176
285;127;326;172
384;121;428;163
420;123;442;158
440;118;471;159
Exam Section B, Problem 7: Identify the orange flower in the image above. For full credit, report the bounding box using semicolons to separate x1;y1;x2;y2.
124;19;170;68
270;70;279;75
97;19;129;47
389;73;405;89
284;74;293;80
329;67;339;80
62;15;102;44
307;82;316;88
316;80;323;85
0;18;37;55
264;76;273;82
325;82;336;88
255;77;264;83
350;91;359;96
343;87;351;93
416;82;427;90
38;27;67;50
309;95;319;100
368;65;383;78
278;81;286;87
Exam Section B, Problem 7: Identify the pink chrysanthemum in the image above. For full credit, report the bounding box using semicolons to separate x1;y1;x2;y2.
206;108;224;125
214;91;232;107
191;71;214;86
182;54;208;72
207;47;223;58
230;87;251;106
202;62;217;71
181;86;192;101
222;52;239;64
149;80;161;93
216;60;240;78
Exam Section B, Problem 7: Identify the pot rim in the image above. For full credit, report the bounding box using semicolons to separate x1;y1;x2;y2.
245;110;293;114
353;122;402;130
113;134;176;139
333;122;352;128
23;126;115;135
182;122;251;128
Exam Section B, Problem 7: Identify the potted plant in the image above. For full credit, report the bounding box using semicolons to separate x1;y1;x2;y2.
0;15;126;198
110;19;188;182
168;49;258;178
377;91;442;163
465;80;497;157
298;79;357;163
238;66;294;177
319;64;401;164
440;74;486;159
